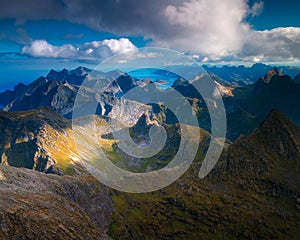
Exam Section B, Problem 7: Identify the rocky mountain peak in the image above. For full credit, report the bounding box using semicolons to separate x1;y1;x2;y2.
222;110;300;192
262;68;284;83
115;74;138;93
47;68;69;82
46;67;91;86
253;109;300;154
253;68;295;96
294;73;300;84
71;66;91;75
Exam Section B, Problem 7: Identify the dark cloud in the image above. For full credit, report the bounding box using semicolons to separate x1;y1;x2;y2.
0;27;32;45
0;0;179;38
0;0;249;55
0;0;65;21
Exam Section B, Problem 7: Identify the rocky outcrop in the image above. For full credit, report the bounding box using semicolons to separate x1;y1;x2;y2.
0;107;83;175
260;68;284;83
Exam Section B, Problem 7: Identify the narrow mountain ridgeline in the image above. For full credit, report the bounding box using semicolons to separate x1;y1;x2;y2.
215;110;300;192
0;165;112;240
109;110;300;239
2;75;78;118
0;106;84;175
0;83;27;108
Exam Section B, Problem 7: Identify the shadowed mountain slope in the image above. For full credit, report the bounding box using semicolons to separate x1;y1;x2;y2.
109;110;300;239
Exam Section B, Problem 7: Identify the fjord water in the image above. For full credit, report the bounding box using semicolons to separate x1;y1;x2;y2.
129;68;182;89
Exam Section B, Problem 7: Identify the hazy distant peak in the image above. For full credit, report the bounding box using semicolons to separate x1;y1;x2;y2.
70;66;91;76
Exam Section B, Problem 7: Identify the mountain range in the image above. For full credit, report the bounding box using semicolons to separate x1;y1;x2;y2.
0;65;300;239
3;65;300;141
0;106;299;239
204;63;300;86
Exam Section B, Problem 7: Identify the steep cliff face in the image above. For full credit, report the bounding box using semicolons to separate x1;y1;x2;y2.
106;98;153;126
0;165;112;240
0;107;83;175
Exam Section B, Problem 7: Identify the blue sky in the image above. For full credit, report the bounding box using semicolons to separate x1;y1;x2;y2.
248;0;300;29
0;0;300;90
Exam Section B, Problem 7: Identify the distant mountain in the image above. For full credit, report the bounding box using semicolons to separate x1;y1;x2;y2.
219;68;300;140
246;69;300;120
0;67;228;130
0;67;135;119
204;63;300;86
0;82;27;108
3;66;300;142
167;67;300;140
46;66;91;85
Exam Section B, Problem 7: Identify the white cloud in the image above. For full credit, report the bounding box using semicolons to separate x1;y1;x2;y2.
249;1;264;17
239;27;300;62
160;0;250;58
21;40;77;58
158;0;300;64
102;38;137;54
21;38;137;59
196;27;300;64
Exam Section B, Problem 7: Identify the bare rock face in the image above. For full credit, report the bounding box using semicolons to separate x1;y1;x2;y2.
0;165;112;240
0;107;84;175
107;98;153;126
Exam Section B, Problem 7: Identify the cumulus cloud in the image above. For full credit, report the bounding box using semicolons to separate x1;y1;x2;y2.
21;38;137;59
101;38;137;54
239;27;300;62
21;40;77;58
162;0;250;57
